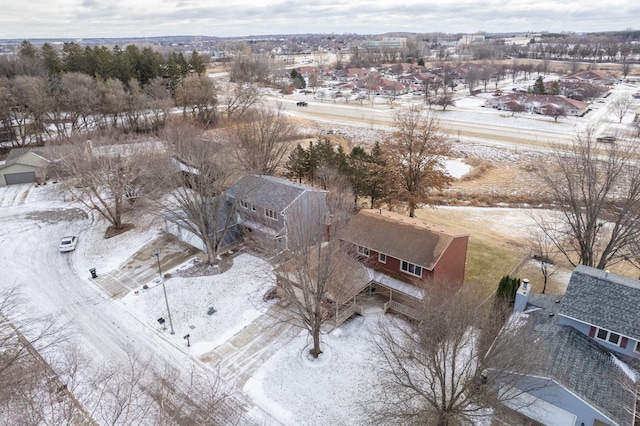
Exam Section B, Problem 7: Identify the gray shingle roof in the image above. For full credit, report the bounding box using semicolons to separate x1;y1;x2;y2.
226;175;325;213
559;265;640;340
524;294;636;426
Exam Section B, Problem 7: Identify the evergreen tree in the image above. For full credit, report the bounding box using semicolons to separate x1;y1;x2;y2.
365;141;390;208
549;81;560;95
189;51;206;75
41;43;65;75
496;275;520;303
532;75;546;94
284;143;309;183
346;146;372;207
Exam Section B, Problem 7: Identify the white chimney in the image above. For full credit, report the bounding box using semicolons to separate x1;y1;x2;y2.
514;279;531;312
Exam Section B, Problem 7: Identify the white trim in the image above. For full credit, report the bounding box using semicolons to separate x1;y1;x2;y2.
265;208;278;220
558;313;638;343
400;260;422;278
634;341;640;354
594;327;622;347
378;252;387;263
357;245;369;256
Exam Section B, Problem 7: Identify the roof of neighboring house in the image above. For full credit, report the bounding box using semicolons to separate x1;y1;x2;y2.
521;294;636;426
339;209;468;271
0;148;50;170
563;70;616;83
559;265;640;340
487;93;589;111
227;174;326;214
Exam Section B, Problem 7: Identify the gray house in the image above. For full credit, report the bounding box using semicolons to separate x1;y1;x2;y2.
166;174;327;254
502;267;638;425
558;265;640;359
0;148;50;186
225;174;327;251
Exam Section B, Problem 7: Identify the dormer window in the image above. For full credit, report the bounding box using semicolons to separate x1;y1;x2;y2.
595;328;621;346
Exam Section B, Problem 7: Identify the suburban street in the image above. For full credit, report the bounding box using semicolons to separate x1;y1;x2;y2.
0;189;269;424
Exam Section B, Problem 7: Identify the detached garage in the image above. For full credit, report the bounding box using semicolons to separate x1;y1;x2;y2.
0;149;50;186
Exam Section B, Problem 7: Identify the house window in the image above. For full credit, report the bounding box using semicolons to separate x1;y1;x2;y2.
401;260;422;278
595;328;621;346
378;252;387;263
635;341;640;354
357;246;369;256
265;208;278;220
240;200;255;211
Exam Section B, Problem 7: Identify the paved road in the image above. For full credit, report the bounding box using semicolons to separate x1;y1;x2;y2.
263;83;640;150
0;185;270;424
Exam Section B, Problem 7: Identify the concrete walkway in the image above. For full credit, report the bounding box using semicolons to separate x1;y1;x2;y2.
92;233;199;298
199;307;299;388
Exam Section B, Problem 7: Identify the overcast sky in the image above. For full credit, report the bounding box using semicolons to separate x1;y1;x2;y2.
1;0;638;39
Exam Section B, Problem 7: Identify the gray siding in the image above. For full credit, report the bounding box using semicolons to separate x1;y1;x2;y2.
514;377;620;426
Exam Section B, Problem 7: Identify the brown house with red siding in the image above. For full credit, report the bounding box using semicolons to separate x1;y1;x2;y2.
337;209;469;320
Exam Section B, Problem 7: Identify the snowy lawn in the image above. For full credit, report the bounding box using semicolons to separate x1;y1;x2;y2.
121;253;275;353
244;314;388;425
73;208;164;276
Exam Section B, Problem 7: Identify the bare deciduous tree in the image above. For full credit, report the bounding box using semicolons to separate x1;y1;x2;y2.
53;136;159;233
535;130;640;269
161;121;241;265
611;95;633;124
383;106;452;217
544;105;566;122
221;83;263;121
369;287;548;425
226;104;296;175
175;74;218;127
272;189;358;359
530;231;558;294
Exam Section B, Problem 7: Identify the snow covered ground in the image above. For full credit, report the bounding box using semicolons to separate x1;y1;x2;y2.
2;80;637;424
3;181;560;425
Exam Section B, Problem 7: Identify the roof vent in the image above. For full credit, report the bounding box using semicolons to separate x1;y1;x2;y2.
555;299;560;304
549;313;555;317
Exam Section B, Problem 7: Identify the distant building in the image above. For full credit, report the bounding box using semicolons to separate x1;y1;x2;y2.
457;34;485;46
365;37;406;50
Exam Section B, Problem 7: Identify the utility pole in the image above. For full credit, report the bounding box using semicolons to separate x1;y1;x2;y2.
152;249;174;334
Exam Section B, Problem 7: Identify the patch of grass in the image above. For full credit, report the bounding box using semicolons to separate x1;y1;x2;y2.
464;237;526;299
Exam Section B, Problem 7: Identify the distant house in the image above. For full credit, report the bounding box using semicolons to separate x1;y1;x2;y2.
562;70;617;86
0;148;50;186
498;266;639;425
484;93;589;116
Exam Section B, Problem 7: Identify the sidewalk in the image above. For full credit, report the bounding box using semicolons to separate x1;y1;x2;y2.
92;233;199;298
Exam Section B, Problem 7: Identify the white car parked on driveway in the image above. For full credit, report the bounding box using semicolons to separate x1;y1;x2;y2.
59;236;78;252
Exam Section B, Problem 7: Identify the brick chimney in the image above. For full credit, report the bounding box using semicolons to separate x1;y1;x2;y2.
514;279;531;312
